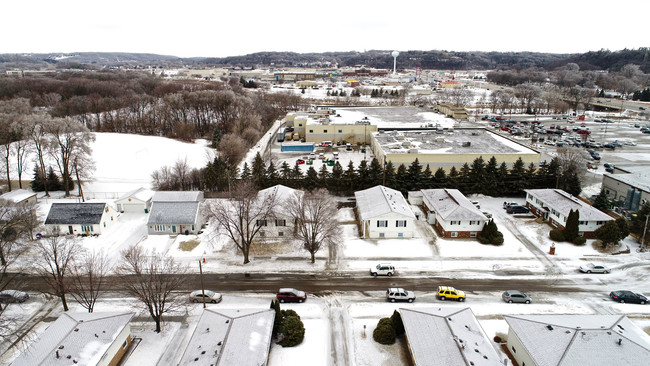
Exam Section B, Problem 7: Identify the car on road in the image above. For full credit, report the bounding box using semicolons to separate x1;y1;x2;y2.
502;290;531;304
189;290;222;304
436;286;466;302
386;288;415;303
0;290;29;303
370;263;395;277
296;159;305;164
609;290;647;304
507;205;530;214
579;263;610;274
276;288;307;303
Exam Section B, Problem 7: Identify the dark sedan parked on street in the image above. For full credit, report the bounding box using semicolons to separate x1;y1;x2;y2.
609;290;647;304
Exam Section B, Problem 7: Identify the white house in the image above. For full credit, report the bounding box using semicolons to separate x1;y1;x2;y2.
179;308;274;366
419;189;488;238
12;312;135;366
355;185;416;238
44;202;117;235
0;189;37;205
524;189;613;238
504;314;650;366
147;190;205;235
115;187;154;213
256;184;303;239
400;307;501;366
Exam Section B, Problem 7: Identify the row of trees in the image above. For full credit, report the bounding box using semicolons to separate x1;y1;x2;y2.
0;99;95;198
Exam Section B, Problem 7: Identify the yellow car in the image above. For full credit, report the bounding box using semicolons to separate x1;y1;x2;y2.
436;286;466;302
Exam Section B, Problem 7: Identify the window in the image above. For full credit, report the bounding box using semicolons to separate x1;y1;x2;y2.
579;221;585;225
154;225;165;232
323;129;328;133
450;221;460;225
259;231;265;237
377;220;388;227
122;340;128;350
398;233;404;237
309;129;313;133
396;220;407;227
512;346;516;353
451;232;458;237
469;220;477;225
298;123;303;127
596;221;604;225
81;225;94;232
338;129;342;133
379;233;385;238
103;222;106;227
470;232;477;237
256;220;268;227
278;231;284;237
275;219;286;226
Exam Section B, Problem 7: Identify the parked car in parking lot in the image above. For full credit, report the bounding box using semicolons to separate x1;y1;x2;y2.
0;290;29;303
579;262;610;273
507;205;530;214
609;290;647;304
189;290;222;304
503;201;519;209
276;288;307;303
386;288;415;303
502;290;531;304
436;286;466;302
370;263;395;277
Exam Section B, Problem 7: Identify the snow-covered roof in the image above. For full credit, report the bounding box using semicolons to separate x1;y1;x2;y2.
505;314;650;366
116;187;154;203
0;189;36;204
400;307;501;366
147;201;200;225
179;308;274;366
13;312;134;366
44;203;108;225
421;189;487;221
525;189;613;222
355;185;415;220
258;184;303;216
152;191;203;202
604;166;650;193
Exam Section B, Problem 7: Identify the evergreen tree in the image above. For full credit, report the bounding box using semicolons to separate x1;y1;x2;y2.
30;165;45;192
433;167;447;188
594;221;622;248
265;161;279;187
46;167;61;191
291;163;303;180
280;161;292;180
318;164;330;187
524;162;537;188
563;169;582;197
509;157;526;194
477;219;504;245
458;163;471;193
251;152;266;189
615;217;630;241
496;162;509;195
331;161;344;192
271;300;282;337
395;164;409;194
211;129;222;148
483;156;499;194
384;161;396;188
407;158;423;191
357;160;370;189
343;161;357;194
368;158;383;186
468;156;486;194
563;209;580;241
421;165;433;189
304;167;319;191
240;162;251;180
592;189;609;211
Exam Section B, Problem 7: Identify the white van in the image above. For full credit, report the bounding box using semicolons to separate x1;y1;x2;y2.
333;152;339;159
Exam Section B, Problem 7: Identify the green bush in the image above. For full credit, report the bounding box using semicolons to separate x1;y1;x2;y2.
391;310;405;337
280;309;300;320
549;229;565;242
278;315;305;347
573;236;586;245
373;317;396;345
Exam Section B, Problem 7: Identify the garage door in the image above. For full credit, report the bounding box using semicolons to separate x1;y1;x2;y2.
121;203;144;213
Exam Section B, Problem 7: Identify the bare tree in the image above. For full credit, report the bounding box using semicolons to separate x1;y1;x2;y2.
116;246;186;333
286;189;341;263
47;118;95;197
68;250;110;313
0;200;34;267
34;232;83;311
72;146;96;202
22;113;56;196
556;147;587;176
204;180;277;264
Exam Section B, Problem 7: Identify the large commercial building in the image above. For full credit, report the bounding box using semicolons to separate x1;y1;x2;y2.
369;128;540;172
602;166;650;211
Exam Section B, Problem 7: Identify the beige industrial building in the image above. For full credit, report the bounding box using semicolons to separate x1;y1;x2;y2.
285;110;378;145
369;128;540;172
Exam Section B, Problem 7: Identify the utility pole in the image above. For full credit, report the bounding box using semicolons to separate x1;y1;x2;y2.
642;214;650;248
199;260;207;309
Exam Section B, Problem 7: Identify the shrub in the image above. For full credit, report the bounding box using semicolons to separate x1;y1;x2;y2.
573;236;586;245
549;229;565;242
373;317;396;345
391;310;405;337
278;315;305;347
281;309;300;320
271;300;281;337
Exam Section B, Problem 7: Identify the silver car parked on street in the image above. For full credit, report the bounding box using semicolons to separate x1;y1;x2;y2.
502;290;532;304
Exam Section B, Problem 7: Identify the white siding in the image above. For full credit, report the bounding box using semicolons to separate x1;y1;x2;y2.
363;212;415;238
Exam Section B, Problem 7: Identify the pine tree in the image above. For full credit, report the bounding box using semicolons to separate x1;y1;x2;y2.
30;165;45;192
251;152;266;189
343;161;357;194
483;156;499;194
318;164;330;187
46;167;61;191
509;157;526;195
563;209;580;242
615;217;629;241
331;161;344;192
304;167;319;191
433;167;447;188
291;163;303;180
384;161;396;187
468;156;486;194
592;189;609;211
524;163;537;188
266;161;279;187
280;161;292;180
407;158;423;191
421;165;433;189
594;221;622;248
496;162;509;195
211;129;222;148
563;169;582;197
368;158;383;186
357;160;370;189
395;164;409;194
240;162;251;181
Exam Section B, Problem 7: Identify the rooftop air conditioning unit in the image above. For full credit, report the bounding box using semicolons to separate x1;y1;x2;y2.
462;142;471;147
408;149;419;154
396;135;405;141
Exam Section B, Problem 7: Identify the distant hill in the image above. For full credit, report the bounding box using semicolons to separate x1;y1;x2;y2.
1;48;648;72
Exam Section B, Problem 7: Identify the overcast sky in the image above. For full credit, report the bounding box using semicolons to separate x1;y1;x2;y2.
3;0;648;58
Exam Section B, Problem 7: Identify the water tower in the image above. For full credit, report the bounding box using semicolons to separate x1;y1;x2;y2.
391;50;399;75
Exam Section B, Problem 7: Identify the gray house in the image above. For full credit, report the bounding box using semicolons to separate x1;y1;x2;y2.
44;202;117;235
147;191;205;235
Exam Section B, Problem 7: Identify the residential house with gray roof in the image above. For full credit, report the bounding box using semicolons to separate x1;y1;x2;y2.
147;191;204;235
417;189;488;238
355;185;416;238
179;308;274;366
115;187;154;213
44;202;117;235
255;184;303;239
400;307;501;366
12;312;135;366
504;314;650;366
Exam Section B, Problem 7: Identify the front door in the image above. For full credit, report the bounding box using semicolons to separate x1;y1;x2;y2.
172;225;176;234
68;226;73;234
